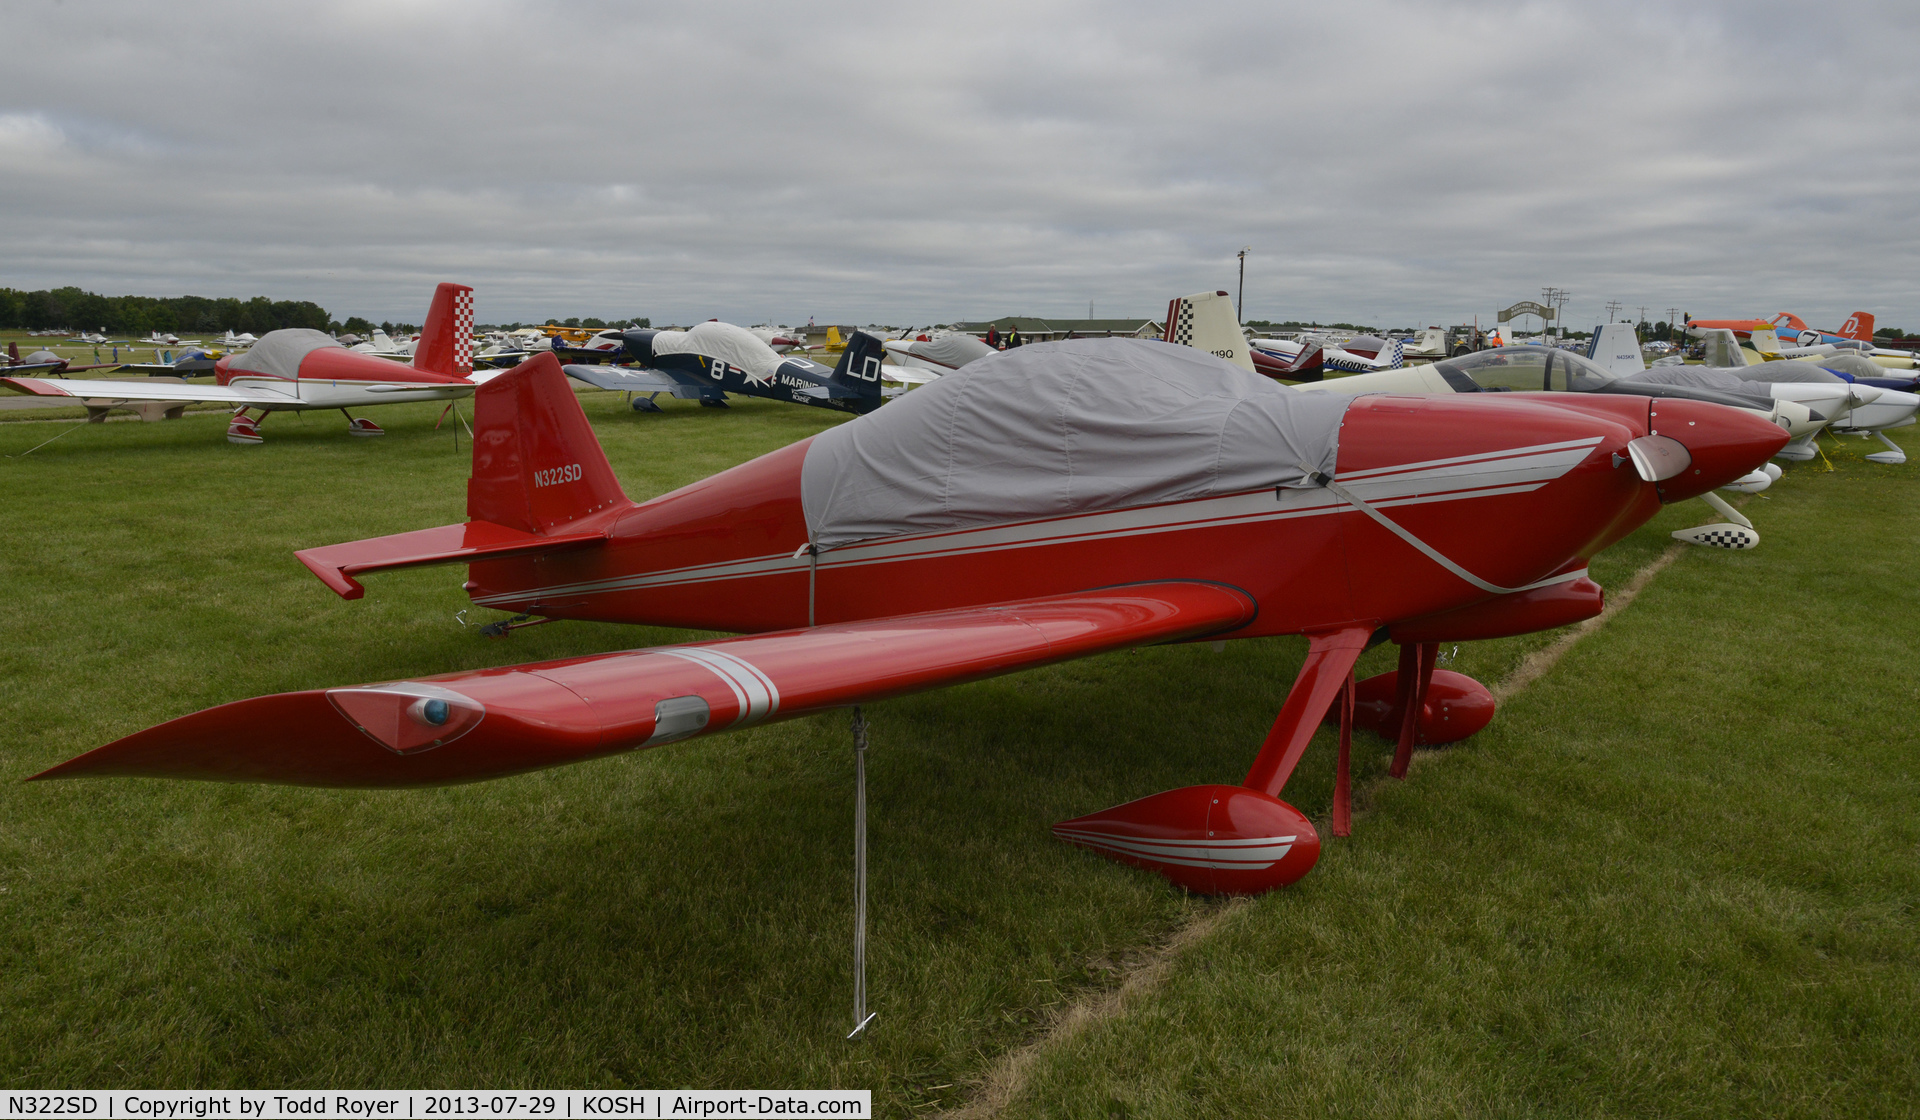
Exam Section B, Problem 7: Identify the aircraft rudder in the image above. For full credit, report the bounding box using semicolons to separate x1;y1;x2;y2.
1165;290;1253;372
468;352;627;534
1840;312;1875;341
414;282;475;379
829;330;887;398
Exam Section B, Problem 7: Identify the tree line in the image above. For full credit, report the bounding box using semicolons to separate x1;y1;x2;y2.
0;286;330;335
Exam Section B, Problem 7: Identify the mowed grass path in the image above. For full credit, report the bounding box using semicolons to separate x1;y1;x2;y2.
0;396;1913;1115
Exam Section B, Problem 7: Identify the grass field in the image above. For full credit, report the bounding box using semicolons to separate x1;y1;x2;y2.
1;391;1915;1115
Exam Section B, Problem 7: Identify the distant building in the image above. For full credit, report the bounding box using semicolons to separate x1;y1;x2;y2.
949;316;1163;342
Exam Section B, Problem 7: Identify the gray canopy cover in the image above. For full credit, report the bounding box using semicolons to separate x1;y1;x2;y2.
801;338;1351;551
1621;365;1776;405
911;332;994;369
226;328;342;380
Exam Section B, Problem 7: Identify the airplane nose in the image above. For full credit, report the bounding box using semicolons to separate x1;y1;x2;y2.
1644;399;1792;502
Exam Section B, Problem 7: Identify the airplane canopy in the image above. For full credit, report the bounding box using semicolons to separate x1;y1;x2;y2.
226;329;343;380
1433;348;1618;393
801;338;1350;551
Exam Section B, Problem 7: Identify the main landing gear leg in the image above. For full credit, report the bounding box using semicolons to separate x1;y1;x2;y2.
1389;642;1438;779
1332;671;1355;838
1243;627;1374;798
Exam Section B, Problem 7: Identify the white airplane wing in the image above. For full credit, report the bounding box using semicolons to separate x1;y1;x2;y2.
559;364;702;394
0;376;296;407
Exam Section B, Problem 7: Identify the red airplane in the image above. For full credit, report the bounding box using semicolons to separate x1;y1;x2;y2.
1;283;480;443
35;340;1788;895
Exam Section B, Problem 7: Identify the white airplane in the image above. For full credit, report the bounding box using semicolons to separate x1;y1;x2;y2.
1680;327;1916;461
881;332;996;383
349;329;416;359
2;283;484;444
749;327;811;353
1250;333;1405;374
214;330;258;349
1400;327;1451;361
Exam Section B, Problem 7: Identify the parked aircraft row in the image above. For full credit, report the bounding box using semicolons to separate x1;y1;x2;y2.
34;305;1790;901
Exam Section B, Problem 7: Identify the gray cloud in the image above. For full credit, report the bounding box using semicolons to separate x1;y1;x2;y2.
3;0;1917;330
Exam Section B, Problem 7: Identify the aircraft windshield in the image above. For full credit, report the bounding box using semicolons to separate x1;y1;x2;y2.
1432;348;1616;393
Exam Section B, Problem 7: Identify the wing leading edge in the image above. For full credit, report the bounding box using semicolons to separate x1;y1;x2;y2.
36;581;1256;788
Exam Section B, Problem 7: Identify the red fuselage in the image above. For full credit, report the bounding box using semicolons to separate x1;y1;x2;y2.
462;392;1749;642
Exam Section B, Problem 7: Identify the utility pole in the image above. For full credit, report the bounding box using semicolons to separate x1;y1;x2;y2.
1636;306;1649;329
1605;300;1623;323
1237;247;1250;322
1665;306;1681;342
1542;287;1571;340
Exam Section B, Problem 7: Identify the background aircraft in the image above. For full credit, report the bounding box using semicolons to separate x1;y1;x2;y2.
881;332;995;383
35;340;1786;896
563;320;889;414
1;283;481;443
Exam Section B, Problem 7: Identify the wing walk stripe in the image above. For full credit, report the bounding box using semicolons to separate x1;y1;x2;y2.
657;648;770;725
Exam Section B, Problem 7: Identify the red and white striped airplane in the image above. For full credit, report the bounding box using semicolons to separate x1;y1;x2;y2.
36;338;1787;895
0;283;479;444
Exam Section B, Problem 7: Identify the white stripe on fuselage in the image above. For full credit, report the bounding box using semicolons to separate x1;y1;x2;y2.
471;436;1603;608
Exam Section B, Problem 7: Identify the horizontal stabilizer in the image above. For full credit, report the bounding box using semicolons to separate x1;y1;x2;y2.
295;520;607;600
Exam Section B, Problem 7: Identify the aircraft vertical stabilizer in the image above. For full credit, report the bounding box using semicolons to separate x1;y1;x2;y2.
828;331;887;405
1586;323;1645;375
1165;291;1254;373
1840;312;1875;342
1695;328;1750;368
468;352;627;534
414;282;475;380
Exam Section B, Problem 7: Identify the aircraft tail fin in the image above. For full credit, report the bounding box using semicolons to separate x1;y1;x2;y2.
1585;323;1646;375
828;330;887;402
825;325;846;351
1695;328;1749;368
1840;312;1875;341
467;352;627;534
413;282;475;379
1385;338;1404;370
1164;290;1254;373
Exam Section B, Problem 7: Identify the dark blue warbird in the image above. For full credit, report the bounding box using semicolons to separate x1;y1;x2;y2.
563;321;890;414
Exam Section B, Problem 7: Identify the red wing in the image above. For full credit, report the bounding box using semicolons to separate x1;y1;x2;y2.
35;581;1256;788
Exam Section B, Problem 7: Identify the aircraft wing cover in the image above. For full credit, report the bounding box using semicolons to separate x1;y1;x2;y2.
226;329;343;379
1620;366;1776;405
800;337;1350;551
1728;361;1847;385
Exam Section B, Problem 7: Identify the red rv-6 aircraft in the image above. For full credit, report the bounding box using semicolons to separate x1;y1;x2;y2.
1;284;479;443
38;337;1788;895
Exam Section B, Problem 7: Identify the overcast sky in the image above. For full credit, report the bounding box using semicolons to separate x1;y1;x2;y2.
3;0;1916;330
